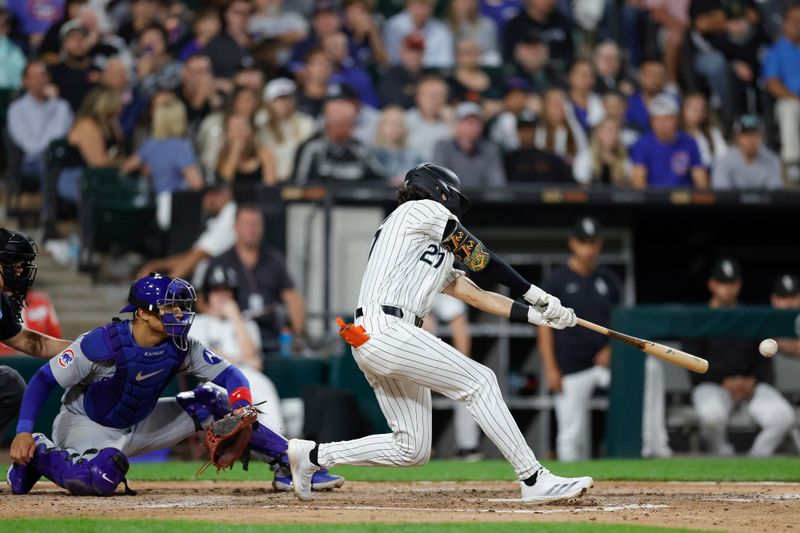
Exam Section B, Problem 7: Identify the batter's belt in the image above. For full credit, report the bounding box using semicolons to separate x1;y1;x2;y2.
355;305;424;328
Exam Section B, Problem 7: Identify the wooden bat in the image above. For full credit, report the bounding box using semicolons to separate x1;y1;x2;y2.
576;318;709;374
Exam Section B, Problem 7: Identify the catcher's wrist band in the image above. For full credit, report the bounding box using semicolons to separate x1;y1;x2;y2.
229;386;252;407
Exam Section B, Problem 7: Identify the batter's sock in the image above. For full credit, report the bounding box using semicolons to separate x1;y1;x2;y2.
309;444;321;467
522;470;540;487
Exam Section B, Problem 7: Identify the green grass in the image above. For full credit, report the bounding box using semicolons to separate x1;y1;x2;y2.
77;457;800;483
0;519;709;533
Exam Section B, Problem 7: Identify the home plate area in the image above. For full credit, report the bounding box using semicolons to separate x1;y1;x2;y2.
2;480;799;531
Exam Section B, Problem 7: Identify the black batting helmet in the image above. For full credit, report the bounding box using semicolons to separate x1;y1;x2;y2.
0;228;38;307
203;264;240;298
403;163;471;217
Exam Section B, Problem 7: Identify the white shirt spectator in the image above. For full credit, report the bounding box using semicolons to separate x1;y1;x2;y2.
688;128;728;168
711;146;784;190
405;108;453;160
248;9;308;40
384;11;455;68
196;201;237;257
7;92;73;162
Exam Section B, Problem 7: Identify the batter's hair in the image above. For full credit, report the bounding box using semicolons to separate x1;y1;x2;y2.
397;184;430;204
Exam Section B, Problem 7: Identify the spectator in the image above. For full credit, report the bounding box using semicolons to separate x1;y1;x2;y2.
203;0;252;79
377;34;425;109
323;31;380;108
49;19;99;111
504;111;573;183
135;24;183;97
680;92;727;168
217;114;278;187
178;54;221;134
480;0;523;35
295;47;334;117
624;60;668;134
642;0;689;85
178;7;221;61
232;65;267;95
371;105;424;184
289;0;343;68
488;78;533;152
117;0;162;45
405;75;453;160
324;82;380;145
7;61;73;181
534;87;590;183
293;97;382;184
432;102;506;188
763;5;800;184
567;59;604;133
57;87;124;203
37;0;88;61
98;56;148;139
197;86;261;174
423;294;482;460
508;31;558;95
712;115;783;190
592;40;634;95
770;274;800;358
446;0;501;66
588;117;629;186
0;8;25;90
503;0;574;74
447;38;503;103
137;178;236;280
342;0;388;67
6;0;64;50
206;204;305;350
686;258;795;456
121;95;204;229
384;0;454;68
0;290;62;355
191;264;284;430
248;0;309;47
258;78;315;183
630;94;709;189
603;91;638;147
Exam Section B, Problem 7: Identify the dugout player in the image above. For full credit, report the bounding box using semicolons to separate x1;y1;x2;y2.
0;229;71;436
687;259;795;456
7;273;343;495
538;218;672;460
287;163;593;504
770;274;800;358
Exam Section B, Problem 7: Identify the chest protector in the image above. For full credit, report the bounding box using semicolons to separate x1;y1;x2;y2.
82;320;188;429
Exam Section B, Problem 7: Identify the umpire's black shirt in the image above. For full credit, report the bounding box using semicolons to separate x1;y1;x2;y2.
0;293;22;341
542;265;621;375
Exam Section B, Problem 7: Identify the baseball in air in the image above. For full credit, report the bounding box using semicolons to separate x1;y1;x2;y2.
759;338;778;358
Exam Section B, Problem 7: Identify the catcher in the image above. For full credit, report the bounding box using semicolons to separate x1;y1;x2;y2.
7;273;343;495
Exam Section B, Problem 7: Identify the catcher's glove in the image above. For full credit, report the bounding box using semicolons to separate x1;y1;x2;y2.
197;405;259;475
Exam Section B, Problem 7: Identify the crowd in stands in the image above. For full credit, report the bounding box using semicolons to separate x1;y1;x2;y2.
2;0;799;197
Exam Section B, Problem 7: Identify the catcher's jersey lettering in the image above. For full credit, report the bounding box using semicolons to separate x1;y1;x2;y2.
358;200;464;318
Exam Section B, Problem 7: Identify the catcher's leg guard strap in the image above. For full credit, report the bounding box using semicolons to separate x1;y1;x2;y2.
34;444;130;496
177;384;231;429
249;422;289;462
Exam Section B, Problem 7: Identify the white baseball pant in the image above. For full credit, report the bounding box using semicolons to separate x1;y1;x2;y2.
317;311;541;480
692;381;795;456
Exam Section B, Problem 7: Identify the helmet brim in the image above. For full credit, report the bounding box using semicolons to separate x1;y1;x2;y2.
119;304;137;313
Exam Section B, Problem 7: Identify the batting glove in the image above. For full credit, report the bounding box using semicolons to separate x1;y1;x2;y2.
526;306;548;326
548;307;577;329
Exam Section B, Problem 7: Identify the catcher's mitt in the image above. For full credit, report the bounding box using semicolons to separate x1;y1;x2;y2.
197;406;259;475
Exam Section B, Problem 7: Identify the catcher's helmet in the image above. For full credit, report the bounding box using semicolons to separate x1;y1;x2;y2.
0;228;38;307
120;273;197;350
203;264;239;298
403;163;471;217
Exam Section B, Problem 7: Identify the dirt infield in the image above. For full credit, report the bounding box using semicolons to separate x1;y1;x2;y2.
1;480;798;531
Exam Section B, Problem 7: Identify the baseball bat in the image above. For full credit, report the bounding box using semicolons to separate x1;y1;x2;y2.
576;318;709;374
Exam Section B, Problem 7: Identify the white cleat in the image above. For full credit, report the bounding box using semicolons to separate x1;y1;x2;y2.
519;468;593;504
287;439;320;501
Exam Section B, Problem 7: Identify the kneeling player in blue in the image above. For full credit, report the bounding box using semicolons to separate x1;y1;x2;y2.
7;273;343;496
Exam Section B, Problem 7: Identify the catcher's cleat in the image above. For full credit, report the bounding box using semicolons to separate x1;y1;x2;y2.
272;465;345;492
519;468;593;504
287;439;320;501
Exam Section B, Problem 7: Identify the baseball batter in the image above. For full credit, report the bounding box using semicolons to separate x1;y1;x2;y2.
288;163;593;503
7;273;342;495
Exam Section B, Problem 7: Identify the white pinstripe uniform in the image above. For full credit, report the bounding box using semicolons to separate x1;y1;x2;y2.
316;199;541;480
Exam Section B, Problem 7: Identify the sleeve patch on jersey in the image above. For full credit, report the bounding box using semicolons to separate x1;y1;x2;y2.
442;223;491;272
203;349;223;365
57;349;75;368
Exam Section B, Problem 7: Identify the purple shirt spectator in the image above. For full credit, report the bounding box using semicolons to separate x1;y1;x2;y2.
7;0;64;37
630;131;703;188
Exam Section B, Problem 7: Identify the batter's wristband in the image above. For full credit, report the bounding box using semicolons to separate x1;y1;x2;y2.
229;387;252;407
509;300;530;323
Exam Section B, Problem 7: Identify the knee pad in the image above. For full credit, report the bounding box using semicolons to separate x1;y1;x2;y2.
177;384;231;428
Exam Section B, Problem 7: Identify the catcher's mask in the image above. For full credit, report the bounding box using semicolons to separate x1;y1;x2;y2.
121;273;197;350
403;163;471;218
0;228;38;309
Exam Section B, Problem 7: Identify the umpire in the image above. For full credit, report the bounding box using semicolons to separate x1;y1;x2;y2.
0;229;70;437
